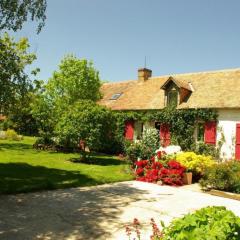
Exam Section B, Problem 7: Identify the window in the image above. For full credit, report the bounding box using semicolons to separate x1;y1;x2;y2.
110;93;122;100
134;121;143;140
196;122;204;142
167;89;178;107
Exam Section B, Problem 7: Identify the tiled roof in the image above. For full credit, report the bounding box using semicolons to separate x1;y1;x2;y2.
98;68;240;110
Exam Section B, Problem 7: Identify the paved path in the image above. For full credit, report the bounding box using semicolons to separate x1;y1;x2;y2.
0;181;239;240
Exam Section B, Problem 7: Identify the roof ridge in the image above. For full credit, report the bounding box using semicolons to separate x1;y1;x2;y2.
102;79;136;85
150;67;240;79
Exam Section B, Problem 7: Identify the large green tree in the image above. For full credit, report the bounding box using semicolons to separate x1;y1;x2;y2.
0;33;36;115
47;55;102;105
0;0;47;33
32;55;102;135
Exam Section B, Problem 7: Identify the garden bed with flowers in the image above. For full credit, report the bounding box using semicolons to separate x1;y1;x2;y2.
134;151;186;186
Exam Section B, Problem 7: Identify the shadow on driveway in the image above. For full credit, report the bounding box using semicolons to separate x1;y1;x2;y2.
0;182;148;240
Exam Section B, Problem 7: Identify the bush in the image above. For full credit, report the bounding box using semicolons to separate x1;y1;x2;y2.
141;128;159;157
193;141;219;158
124;128;159;163
55;100;117;155
124;140;143;164
33;135;56;150
176;152;214;175
0;129;22;141
164;206;240;240
126;206;240;240
200;160;240;193
0;131;6;139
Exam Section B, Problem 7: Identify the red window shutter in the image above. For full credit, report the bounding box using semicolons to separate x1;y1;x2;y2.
204;121;217;145
160;124;171;147
235;124;240;160
124;121;134;140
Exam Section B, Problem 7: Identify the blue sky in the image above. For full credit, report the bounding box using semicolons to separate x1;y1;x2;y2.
12;0;240;82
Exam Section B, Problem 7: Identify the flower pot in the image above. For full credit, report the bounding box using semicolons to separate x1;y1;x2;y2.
183;172;192;185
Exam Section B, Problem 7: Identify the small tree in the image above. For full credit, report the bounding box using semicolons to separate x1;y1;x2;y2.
55;100;116;160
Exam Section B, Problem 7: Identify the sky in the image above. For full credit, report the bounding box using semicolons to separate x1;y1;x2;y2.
12;0;240;82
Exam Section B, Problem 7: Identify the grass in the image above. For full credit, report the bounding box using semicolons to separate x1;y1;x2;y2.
0;137;133;194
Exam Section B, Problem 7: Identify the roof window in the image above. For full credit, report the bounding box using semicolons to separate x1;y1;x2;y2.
110;93;122;100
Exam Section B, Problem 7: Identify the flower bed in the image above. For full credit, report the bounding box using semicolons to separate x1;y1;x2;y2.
134;152;186;186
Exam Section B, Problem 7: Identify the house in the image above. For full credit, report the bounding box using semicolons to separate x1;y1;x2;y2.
99;68;240;160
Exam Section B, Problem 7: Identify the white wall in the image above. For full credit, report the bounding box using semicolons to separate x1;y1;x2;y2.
217;109;240;159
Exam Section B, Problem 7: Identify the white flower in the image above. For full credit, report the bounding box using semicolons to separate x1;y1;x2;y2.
156;145;182;155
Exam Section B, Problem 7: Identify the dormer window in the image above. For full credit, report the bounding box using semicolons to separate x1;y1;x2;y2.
160;76;193;108
167;89;178;107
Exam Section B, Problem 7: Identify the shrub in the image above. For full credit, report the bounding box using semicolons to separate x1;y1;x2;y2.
0;129;23;141
176;152;214;175
0;131;6;139
141;128;159;158
33;135;56;150
55;100;117;155
193;141;219;158
126;206;240;240
124;128;159;163
200;160;240;193
124;140;143;164
163;206;240;240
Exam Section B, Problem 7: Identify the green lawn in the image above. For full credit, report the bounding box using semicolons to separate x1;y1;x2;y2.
0;137;133;194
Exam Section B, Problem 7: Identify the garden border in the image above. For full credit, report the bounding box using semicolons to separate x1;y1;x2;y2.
208;189;240;201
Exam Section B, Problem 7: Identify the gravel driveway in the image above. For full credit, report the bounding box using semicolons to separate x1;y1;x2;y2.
0;181;239;240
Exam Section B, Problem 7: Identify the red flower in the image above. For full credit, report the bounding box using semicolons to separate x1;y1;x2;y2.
160;168;169;176
156;151;162;159
150;156;155;162
152;161;163;170
135;160;149;168
136;167;144;176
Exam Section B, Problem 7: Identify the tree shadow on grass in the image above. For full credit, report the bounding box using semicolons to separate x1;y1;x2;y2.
0;163;102;194
0;142;32;151
0;174;149;240
70;156;124;166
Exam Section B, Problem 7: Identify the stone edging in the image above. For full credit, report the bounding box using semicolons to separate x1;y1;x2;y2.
208;189;240;201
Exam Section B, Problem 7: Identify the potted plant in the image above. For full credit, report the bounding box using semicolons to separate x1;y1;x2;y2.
183;171;192;185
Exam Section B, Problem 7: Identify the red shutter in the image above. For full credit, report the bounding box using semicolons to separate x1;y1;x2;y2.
124;121;134;140
235;124;240;160
160;124;171;147
204;121;217;145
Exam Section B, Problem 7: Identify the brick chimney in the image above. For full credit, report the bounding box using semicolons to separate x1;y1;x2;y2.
138;68;152;82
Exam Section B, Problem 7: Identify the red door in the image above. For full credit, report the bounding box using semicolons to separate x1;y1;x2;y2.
204;121;217;145
160;124;170;147
124;121;134;140
235;124;240;160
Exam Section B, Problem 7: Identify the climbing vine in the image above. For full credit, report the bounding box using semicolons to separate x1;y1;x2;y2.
114;107;218;151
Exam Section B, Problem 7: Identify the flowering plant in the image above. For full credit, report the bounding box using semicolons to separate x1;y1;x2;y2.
176;152;214;174
134;151;186;186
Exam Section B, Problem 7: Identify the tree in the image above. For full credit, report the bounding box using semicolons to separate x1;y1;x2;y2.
47;55;102;105
0;33;36;116
55;100;116;159
32;55;102;135
0;0;47;33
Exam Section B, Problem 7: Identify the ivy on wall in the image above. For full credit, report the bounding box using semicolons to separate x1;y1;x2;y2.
114;107;218;151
